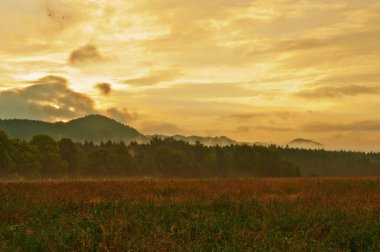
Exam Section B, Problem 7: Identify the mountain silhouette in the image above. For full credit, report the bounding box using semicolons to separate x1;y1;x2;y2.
0;114;144;143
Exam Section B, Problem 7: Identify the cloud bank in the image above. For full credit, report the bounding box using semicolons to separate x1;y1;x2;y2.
0;75;96;121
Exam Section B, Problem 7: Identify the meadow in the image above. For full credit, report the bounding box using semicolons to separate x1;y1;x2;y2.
1;178;380;251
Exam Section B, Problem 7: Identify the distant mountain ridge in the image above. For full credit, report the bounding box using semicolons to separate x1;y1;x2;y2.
287;138;324;149
0;115;239;146
0;115;328;148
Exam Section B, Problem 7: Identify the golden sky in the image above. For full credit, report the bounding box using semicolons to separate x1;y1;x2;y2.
1;0;380;151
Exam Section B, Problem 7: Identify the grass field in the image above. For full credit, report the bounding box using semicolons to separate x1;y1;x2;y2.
1;178;380;251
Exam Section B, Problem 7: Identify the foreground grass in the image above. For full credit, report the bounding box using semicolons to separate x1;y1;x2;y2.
1;178;380;251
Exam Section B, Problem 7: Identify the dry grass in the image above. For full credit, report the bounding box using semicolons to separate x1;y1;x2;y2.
1;177;380;250
2;177;380;208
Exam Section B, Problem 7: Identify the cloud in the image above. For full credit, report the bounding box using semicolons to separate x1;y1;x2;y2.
122;69;181;86
132;1;267;68
94;83;112;96
234;124;293;133
0;0;95;54
296;85;379;99
222;113;263;122
221;111;296;122
236;125;250;133
276;39;327;52
275;29;380;70
2;0;380;151
255;125;294;132
29;75;68;85
106;107;137;124
303;120;380;132
0;76;138;124
69;44;102;66
145;82;257;99
0;75;96;121
318;72;380;86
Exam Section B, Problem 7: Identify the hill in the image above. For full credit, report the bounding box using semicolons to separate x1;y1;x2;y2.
287;138;324;149
0;114;144;143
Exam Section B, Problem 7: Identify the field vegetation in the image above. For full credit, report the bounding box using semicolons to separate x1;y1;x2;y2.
1;178;380;250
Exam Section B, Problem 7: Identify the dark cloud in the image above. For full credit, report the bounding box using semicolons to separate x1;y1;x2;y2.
122;69;181;86
106;107;136;123
303;120;380;132
0;75;96;120
94;82;112;96
296;85;379;99
69;44;102;66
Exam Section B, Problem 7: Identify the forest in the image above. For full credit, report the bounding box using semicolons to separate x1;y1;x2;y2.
1;129;380;178
0;130;299;178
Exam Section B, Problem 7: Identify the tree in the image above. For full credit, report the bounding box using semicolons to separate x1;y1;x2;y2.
86;145;132;177
9;139;40;178
59;138;79;176
0;130;13;176
30;135;67;177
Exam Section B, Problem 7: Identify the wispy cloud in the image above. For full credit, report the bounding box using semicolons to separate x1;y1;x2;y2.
296;85;379;99
122;69;182;86
304;120;380;132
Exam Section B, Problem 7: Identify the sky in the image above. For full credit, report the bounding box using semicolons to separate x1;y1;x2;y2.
1;0;380;151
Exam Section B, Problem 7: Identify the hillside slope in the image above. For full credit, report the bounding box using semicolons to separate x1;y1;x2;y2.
0;114;144;143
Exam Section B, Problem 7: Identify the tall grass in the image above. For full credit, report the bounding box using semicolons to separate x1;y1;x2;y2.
1;178;380;250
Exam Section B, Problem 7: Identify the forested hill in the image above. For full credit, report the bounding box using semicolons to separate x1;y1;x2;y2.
0;115;237;146
0;115;143;143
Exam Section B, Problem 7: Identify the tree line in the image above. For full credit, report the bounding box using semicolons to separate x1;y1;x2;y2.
0;131;299;178
2;130;380;179
278;147;380;176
